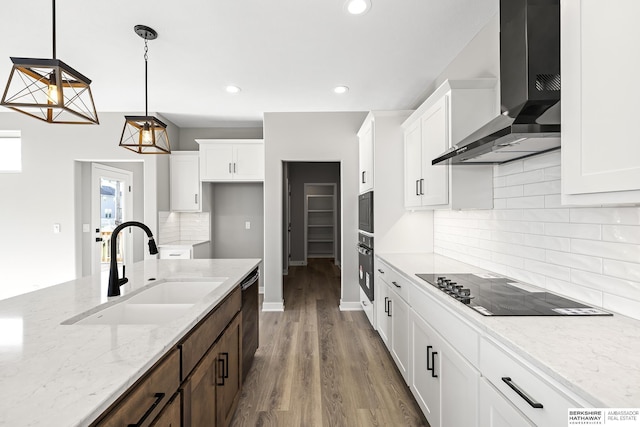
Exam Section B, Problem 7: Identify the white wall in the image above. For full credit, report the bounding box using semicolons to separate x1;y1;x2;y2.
0;111;173;300
263;111;366;311
434;151;640;321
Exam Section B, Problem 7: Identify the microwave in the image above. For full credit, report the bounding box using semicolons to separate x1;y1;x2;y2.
358;191;374;233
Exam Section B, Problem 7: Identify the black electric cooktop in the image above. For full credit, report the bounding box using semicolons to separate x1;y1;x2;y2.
416;273;612;317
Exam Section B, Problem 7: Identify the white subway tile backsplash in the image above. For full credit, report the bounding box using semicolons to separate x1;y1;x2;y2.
571;239;640;263
523;180;561;196
522;208;570;223
524;234;571;252
602;225;640;244
506;169;545;186
570;207;640;225
522;151;561;171
506;196;545;209
546;250;603;274
545;223;601;240
603;259;640;283
572;270;640;301
524;259;571;281
495;185;524;199
158;211;210;243
433;151;640;320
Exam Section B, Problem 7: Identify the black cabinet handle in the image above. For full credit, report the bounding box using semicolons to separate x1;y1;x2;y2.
392;281;401;288
384;297;389;314
362;171;366;183
501;377;543;409
415;179;420;196
95;237;103;242
217;358;225;386
229;163;232;173
420;178;425;195
387;299;392;317
222;352;229;379
378;269;384;274
426;347;438;378
127;392;165;427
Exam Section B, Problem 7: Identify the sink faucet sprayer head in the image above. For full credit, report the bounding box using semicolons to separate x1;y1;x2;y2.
148;238;158;255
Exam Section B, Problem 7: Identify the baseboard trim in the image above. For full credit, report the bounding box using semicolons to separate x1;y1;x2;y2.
289;261;307;266
262;301;285;312
339;300;363;311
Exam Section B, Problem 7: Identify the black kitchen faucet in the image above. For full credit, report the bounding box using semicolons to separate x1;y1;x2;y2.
107;221;158;297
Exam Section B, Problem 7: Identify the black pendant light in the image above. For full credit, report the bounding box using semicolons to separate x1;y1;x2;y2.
119;25;170;155
0;0;99;124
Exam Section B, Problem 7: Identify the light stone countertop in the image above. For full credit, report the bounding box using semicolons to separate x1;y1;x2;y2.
157;240;210;248
0;258;260;427
377;252;640;409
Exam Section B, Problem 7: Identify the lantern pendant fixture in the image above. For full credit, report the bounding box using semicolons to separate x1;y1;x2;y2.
0;0;99;124
119;25;171;155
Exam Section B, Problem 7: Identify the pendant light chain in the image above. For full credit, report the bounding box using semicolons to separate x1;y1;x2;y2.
52;0;56;58
144;38;149;116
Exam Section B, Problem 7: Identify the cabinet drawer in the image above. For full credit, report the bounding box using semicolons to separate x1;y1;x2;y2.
375;259;391;284
159;248;191;259
480;337;580;426
376;259;410;302
92;349;180;427
180;286;241;380
410;284;479;367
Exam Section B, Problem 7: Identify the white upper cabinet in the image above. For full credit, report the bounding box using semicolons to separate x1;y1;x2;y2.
402;79;497;210
197;139;264;182
358;119;374;194
561;0;640;205
170;151;201;212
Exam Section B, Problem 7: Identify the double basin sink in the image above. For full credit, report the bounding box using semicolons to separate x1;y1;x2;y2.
64;279;227;326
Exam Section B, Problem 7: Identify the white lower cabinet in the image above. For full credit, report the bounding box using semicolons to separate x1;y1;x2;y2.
479;378;534;427
411;309;479;427
375;266;391;349
389;288;410;382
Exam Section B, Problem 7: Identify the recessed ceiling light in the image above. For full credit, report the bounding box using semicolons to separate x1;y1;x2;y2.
334;86;349;94
226;85;241;94
345;0;371;15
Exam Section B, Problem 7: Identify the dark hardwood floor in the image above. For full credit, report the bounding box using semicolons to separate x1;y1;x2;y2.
230;259;429;427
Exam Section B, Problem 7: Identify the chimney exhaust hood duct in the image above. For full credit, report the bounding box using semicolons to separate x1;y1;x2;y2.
433;0;560;166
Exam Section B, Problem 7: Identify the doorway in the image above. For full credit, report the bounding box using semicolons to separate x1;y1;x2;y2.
91;164;133;275
282;162;341;275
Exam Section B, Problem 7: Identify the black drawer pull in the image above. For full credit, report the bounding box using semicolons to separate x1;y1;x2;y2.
384;297;389;314
127;392;165;427
427;346;438;378
392;281;401;288
217;358;226;386
377;269;385;274
501;377;543;409
387;299;392;317
222;352;229;378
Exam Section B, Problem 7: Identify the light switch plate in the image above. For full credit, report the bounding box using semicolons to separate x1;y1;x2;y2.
53;223;61;234
245;221;251;230
82;224;90;233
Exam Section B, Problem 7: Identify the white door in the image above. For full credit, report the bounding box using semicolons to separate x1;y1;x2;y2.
359;123;374;193
200;143;234;181
376;279;391;348
404;120;423;207
91;164;133;276
411;310;441;427
170;152;200;212
440;336;479;427
420;95;449;206
234;143;264;181
390;292;410;382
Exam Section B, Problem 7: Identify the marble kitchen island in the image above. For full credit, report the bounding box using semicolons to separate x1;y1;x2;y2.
0;258;260;427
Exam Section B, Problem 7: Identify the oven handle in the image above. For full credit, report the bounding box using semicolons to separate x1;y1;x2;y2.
356;244;372;255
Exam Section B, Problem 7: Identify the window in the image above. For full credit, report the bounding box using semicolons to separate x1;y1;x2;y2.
0;131;21;172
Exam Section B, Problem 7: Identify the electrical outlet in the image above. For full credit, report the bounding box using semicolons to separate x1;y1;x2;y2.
53;223;61;234
245;221;251;230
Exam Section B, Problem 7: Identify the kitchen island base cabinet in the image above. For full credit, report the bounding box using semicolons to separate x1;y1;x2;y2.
150;392;182;427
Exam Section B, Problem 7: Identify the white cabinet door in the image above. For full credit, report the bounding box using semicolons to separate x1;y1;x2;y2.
170;152;201;212
200;143;234;181
439;333;479;427
411;311;441;427
562;0;640;204
479;379;534;427
234;143;264;181
358;122;374;194
376;278;391;349
404;119;423;208
419;95;449;206
390;290;410;382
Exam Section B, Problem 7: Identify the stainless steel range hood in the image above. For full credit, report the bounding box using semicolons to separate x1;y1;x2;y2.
433;0;560;166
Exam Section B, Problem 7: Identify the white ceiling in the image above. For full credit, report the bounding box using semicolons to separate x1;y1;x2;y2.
0;0;498;128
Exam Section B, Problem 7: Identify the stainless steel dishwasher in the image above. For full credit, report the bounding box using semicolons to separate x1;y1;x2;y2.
240;267;259;382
